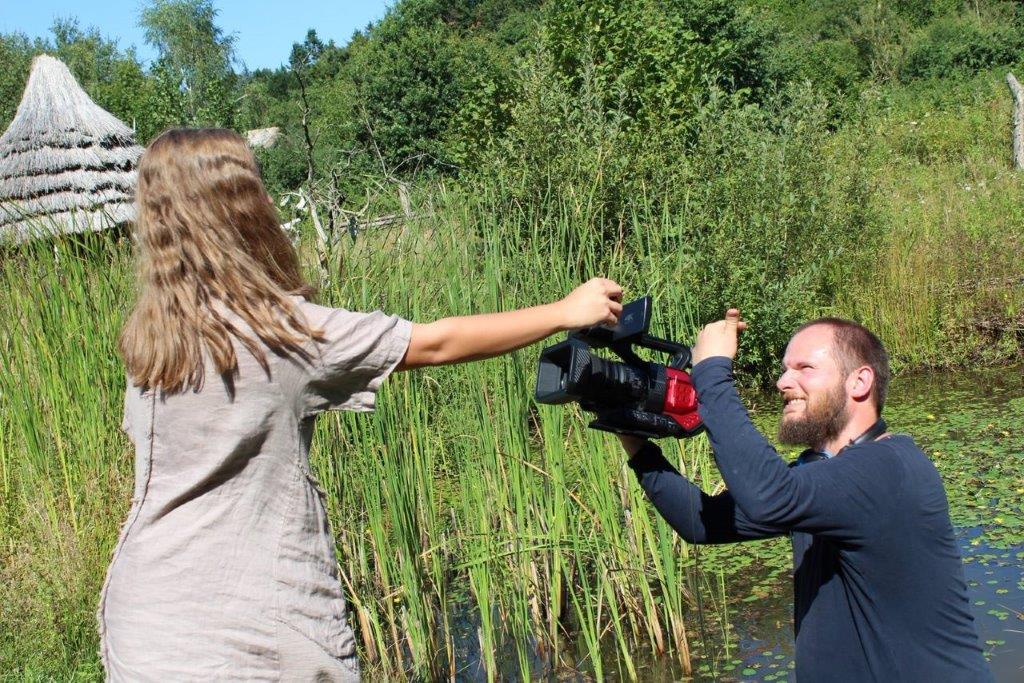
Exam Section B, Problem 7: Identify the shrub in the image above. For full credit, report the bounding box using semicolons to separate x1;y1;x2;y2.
660;87;877;380
543;0;773;134
771;38;864;97
901;7;1024;80
477;59;878;385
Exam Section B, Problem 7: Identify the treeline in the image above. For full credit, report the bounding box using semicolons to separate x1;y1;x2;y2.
2;0;1022;380
4;0;1022;188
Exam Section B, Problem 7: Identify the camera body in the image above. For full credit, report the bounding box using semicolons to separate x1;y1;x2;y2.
534;296;704;439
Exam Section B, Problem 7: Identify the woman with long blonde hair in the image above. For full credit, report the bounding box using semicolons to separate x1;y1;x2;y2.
98;128;622;680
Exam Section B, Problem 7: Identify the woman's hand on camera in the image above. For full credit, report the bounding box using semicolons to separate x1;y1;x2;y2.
557;278;623;330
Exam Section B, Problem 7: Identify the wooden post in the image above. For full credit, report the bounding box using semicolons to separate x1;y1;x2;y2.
397;182;412;218
1008;72;1024;170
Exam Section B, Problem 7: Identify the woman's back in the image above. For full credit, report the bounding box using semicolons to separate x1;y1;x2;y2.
99;298;410;681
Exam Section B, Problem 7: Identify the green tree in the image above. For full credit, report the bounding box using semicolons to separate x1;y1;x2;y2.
0;33;39;128
543;0;772;134
894;0;961;24
50;19;121;91
48;19;159;135
0;21;159;141
327;0;541;172
347;23;466;169
139;0;237;127
900;2;1024;81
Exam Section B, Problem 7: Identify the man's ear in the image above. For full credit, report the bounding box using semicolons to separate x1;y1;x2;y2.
847;366;874;402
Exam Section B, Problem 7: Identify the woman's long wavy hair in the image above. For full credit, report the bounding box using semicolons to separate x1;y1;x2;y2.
120;128;320;394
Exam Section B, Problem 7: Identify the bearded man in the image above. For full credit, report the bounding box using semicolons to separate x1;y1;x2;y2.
619;311;991;682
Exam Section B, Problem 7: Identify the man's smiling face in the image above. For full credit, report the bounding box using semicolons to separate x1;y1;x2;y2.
776;324;850;449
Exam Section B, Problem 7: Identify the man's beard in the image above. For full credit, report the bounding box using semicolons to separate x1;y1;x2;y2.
778;381;850;448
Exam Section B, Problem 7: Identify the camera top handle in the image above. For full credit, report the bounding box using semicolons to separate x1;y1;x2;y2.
571;295;692;371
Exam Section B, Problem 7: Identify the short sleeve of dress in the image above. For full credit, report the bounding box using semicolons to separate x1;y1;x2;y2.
301;303;413;415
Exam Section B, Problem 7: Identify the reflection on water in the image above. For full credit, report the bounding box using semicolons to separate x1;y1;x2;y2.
962;527;1024;683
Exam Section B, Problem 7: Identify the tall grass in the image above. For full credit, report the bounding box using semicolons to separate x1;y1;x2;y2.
309;188;722;678
0;236;132;679
0;196;725;680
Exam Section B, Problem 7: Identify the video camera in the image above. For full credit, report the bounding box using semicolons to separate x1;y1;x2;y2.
534;296;704;439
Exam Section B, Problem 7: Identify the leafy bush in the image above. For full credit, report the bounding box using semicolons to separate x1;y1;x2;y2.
901;7;1024;80
253;137;309;196
770;37;864;98
544;0;773;133
476;56;878;384
894;0;961;24
0;32;38;126
346;22;466;168
476;45;663;239
660;87;877;379
325;0;540;172
443;38;519;169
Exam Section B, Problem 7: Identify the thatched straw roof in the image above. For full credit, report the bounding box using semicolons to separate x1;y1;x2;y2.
0;54;143;243
245;126;281;149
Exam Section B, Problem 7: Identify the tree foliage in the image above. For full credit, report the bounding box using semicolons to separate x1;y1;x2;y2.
0;33;39;126
1;0;1022;189
544;0;772;132
140;0;237;127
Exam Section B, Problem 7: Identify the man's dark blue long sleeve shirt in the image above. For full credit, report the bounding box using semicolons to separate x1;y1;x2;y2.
629;357;991;682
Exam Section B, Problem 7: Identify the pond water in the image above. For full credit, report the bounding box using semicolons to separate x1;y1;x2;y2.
680;528;1023;682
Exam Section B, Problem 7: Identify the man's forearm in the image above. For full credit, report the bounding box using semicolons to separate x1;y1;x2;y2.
691;357;807;524
628;442;777;544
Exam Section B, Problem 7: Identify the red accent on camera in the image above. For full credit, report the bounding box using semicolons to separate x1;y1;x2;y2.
663;368;703;433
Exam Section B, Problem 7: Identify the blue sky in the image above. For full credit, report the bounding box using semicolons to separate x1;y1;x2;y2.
0;0;393;70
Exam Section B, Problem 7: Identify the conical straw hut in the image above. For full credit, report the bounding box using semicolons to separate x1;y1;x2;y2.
0;54;143;243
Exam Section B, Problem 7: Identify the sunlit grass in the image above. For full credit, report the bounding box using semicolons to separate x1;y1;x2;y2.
0;196;718;680
309;190;713;678
834;74;1024;368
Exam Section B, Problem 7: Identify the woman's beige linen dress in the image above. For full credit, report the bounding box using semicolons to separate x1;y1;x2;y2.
98;298;411;681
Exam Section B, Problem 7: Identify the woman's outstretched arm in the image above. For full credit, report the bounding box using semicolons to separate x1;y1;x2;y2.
396;278;623;370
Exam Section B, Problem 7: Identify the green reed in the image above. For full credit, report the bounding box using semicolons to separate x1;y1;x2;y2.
0;184;736;681
295;185;722;680
0;234;133;677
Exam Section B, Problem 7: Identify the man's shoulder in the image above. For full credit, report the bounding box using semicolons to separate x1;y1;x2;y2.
840;435;954;527
855;433;945;485
832;433;934;479
877;433;932;461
